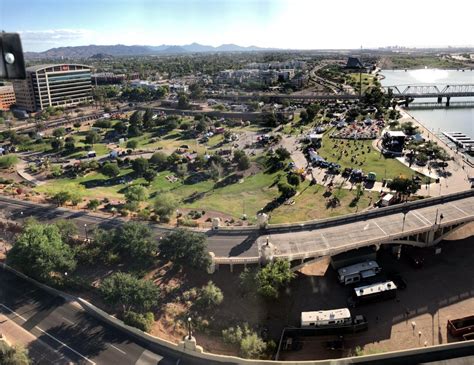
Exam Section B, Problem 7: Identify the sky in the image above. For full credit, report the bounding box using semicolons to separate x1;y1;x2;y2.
1;0;473;52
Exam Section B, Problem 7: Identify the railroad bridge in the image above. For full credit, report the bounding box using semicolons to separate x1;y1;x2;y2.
383;84;474;107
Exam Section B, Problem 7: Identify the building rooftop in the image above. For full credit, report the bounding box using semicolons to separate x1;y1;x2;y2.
26;64;92;72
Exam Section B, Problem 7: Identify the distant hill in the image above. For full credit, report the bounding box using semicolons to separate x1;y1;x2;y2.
25;43;274;59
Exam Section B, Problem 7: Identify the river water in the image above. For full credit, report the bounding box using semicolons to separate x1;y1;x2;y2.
380;69;474;137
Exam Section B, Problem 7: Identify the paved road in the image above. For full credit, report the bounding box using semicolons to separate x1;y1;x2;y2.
0;195;254;258
0;266;241;365
259;196;474;260
1;194;474;261
0;267;175;365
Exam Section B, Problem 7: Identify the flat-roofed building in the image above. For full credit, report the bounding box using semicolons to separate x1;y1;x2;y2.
0;85;16;111
12;64;93;112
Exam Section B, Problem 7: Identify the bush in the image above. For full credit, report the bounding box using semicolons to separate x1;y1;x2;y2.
0;155;19;169
195;281;223;309
123;311;154;332
222;324;267;359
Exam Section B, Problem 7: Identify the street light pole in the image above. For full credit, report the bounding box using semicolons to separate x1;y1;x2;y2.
187;317;192;340
84;223;88;241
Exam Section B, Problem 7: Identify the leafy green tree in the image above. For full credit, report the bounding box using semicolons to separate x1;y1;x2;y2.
255;259;295;298
158;229;210;270
113;222;155;263
123;311;154;332
131;157;149;176
142;108;154;130
85;130;101;145
87;199;101;211
177;93;189;109
51;138;64;151
125;185;148;203
101;162;120;178
196;281;224;309
126;140;138;150
54;219;78;242
143;169;157;183
52;191;71;206
114;121;128;134
153;193;177;221
388;176;419;199
150;152;168;170
100;272;159;313
277;181;296;198
52;127;66;138
275;147;290;161
7;222;76;282
64;139;75;153
129;111;143;129
287;173;300;187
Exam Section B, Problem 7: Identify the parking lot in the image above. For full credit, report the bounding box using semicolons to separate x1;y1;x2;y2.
277;236;474;360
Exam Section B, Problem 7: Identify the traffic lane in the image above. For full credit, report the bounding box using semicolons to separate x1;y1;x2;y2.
0;268;176;365
206;233;259;257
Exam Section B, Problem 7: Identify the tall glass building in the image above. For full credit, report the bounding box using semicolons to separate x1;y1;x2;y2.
13;64;93;112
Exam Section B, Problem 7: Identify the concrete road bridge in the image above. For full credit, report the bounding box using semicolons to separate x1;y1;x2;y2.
209;190;474;271
205;92;359;103
0;190;473;272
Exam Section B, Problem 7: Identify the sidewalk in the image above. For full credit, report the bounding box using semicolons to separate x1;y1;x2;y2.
0;312;72;364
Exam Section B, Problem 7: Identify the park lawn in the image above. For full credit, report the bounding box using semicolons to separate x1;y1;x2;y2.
182;171;280;222
317;130;420;181
35;168;134;200
347;73;377;93
270;181;377;224
35;165;280;222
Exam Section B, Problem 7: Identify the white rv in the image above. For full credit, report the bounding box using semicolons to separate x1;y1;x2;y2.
337;260;381;285
301;308;352;328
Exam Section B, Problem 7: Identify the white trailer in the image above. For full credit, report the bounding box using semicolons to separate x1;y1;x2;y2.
337;260;381;285
301;308;352;328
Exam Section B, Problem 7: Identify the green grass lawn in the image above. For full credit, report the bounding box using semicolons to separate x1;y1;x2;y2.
347;73;377;93
35;165;281;222
317;129;421;181
270;181;377;224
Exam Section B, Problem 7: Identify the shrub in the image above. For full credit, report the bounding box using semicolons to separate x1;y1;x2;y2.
123;311;154;332
195;281;223;309
0;155;19;169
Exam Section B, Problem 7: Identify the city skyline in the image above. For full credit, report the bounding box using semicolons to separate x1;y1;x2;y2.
2;0;473;52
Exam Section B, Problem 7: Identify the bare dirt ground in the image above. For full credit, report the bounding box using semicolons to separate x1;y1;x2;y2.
278;236;474;360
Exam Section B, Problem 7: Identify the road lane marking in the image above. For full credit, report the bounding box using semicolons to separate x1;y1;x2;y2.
62;316;75;325
373;221;387;236
0;301;95;365
0;303;28;321
412;210;431;225
34;326;96;364
450;203;467;216
110;344;126;355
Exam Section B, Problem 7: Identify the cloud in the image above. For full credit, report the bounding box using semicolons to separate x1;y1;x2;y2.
19;29;94;45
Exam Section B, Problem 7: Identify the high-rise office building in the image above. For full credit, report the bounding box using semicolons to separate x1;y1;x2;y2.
12;64;93;112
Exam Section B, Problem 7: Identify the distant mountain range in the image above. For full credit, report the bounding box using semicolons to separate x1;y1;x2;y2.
24;43;274;59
